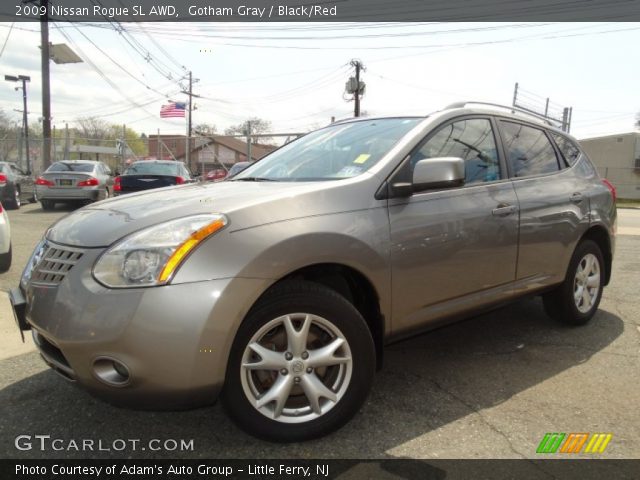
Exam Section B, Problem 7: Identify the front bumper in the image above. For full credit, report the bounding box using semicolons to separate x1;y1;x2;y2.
13;243;270;409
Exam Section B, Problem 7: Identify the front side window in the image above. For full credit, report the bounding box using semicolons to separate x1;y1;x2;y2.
233;118;422;182
500;122;560;177
411;118;501;184
551;133;581;166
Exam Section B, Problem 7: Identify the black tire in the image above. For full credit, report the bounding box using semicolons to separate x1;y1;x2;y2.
41;200;55;211
0;244;11;273
543;240;605;326
223;280;376;442
6;187;20;210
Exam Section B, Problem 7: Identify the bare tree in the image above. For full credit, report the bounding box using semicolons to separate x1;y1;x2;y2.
224;117;273;144
75;116;112;145
194;123;218;136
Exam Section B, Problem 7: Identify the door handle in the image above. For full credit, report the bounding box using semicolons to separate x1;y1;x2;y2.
570;192;583;204
492;204;518;216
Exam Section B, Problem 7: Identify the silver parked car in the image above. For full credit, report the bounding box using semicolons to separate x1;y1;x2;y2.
35;160;113;210
11;103;616;442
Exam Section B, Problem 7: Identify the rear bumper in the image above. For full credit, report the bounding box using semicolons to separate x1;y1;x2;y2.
35;185;100;201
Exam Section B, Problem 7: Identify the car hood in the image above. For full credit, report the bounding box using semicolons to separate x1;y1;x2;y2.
46;178;375;247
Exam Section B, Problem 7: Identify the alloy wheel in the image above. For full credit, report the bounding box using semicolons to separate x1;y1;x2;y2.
240;313;352;423
573;253;600;314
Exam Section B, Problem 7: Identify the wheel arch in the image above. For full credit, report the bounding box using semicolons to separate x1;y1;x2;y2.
258;263;385;370
579;225;612;285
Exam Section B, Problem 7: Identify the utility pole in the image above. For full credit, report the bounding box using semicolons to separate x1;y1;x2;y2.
64;123;70;159
186;71;192;167
354;60;362;117
40;0;52;170
346;60;366;117
181;71;200;169
246;121;252;162
5;74;31;173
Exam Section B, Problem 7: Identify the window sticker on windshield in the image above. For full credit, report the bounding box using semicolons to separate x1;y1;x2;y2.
353;154;371;164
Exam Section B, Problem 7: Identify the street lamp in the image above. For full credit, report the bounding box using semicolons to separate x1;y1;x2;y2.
4;74;32;174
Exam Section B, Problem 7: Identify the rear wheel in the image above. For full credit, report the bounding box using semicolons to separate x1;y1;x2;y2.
40;199;55;211
543;240;605;326
6;187;20;210
223;281;375;442
0;244;11;272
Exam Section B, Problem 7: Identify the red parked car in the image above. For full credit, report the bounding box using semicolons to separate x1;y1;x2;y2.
205;169;228;182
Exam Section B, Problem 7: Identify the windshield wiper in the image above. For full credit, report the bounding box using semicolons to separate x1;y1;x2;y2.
232;177;278;182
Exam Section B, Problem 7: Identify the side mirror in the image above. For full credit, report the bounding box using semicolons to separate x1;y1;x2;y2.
413;157;465;191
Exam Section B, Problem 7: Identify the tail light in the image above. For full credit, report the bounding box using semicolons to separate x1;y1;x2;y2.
175;176;185;184
0;174;7;186
113;176;121;192
77;177;99;187
0;202;3;213
35;177;54;186
602;179;616;202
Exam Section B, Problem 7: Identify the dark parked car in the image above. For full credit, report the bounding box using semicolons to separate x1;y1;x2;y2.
114;160;194;195
0;162;35;209
227;161;252;178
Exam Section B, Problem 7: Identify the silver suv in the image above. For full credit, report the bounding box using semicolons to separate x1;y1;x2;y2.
11;102;616;442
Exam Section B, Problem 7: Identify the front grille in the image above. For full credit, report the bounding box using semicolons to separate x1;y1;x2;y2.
30;242;84;286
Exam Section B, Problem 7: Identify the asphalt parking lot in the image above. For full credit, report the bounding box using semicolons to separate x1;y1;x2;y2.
0;202;638;459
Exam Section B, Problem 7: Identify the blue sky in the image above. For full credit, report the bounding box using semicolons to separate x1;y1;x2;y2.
0;22;638;139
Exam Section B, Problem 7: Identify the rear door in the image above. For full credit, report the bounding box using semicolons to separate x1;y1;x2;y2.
496;120;590;291
388;116;520;336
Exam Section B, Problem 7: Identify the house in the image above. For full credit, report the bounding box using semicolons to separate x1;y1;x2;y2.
147;134;277;174
579;132;640;200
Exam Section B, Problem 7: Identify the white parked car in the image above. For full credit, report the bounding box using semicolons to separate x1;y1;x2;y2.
0;201;11;272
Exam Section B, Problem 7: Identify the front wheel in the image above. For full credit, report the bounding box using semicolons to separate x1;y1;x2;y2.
543;239;605;326
223;281;375;442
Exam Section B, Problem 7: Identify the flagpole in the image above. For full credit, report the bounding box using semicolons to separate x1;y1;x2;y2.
185;71;193;168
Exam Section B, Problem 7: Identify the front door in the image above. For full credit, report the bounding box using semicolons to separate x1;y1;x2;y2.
388;117;520;336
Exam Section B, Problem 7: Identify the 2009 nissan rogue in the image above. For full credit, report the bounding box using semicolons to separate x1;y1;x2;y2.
11;102;616;442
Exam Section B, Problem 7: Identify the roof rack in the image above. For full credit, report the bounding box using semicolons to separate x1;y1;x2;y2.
444;101;558;127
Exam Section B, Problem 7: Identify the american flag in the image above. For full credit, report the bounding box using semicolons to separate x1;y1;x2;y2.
160;102;186;118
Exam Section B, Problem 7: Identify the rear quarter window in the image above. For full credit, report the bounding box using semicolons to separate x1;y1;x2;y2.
551;133;582;167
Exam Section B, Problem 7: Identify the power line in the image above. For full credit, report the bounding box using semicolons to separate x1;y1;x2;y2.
0;21;14;58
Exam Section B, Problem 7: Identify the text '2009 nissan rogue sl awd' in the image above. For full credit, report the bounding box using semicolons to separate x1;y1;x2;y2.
11;102;616;442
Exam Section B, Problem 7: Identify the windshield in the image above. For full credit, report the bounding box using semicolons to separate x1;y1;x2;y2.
234;118;422;181
47;162;95;173
124;162;186;176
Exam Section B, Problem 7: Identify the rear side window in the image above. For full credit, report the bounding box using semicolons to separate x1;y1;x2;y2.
500;121;560;177
411;118;501;184
551;133;581;166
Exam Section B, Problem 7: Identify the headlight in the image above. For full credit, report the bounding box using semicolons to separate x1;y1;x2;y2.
93;214;227;288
